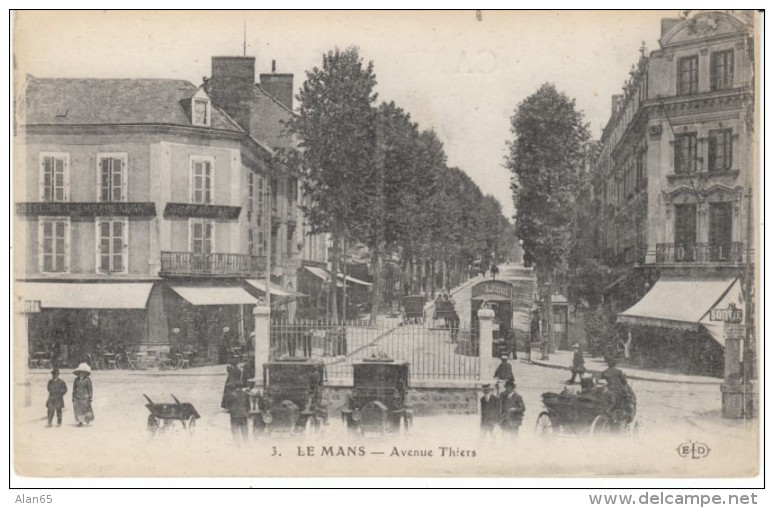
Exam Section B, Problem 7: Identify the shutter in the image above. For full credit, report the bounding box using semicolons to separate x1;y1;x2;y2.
122;218;129;273
64;155;70;201
64;219;70;272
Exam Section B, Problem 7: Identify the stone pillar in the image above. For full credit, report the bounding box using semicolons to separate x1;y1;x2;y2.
477;307;495;377
253;305;271;383
15;298;34;407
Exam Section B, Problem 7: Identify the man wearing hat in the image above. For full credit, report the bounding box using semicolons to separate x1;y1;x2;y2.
493;355;515;393
480;383;499;436
566;343;586;384
72;363;94;426
499;380;525;435
225;381;251;444
45;367;67;427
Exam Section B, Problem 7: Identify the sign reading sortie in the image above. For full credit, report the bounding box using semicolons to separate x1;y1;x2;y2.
471;280;513;301
709;303;743;323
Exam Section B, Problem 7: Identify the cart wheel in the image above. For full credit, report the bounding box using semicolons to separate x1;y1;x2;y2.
590;414;612;436
535;412;553;437
186;415;197;433
146;415;158;438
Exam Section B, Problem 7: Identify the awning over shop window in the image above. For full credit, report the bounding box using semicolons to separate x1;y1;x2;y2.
245;279;306;297
303;266;344;287
16;282;154;309
336;273;373;287
618;277;739;340
169;285;258;306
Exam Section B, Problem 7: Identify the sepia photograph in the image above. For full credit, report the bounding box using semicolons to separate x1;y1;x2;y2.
9;9;763;488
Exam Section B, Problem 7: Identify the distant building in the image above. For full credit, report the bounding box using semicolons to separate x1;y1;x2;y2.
587;11;755;375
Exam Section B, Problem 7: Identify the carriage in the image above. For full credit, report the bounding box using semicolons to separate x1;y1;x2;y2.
401;295;426;325
250;358;328;437
144;394;201;436
341;358;413;435
535;383;638;437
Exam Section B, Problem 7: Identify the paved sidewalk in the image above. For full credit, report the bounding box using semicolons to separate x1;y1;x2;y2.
530;348;723;385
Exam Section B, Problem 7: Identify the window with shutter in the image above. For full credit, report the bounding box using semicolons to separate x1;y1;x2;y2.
98;153;127;202
96;218;128;273
190;219;214;255
40;153;69;202
708;129;733;172
39;217;69;273
189;157;214;204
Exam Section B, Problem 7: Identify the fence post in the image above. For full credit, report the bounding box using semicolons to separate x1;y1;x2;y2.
477;307;495;379
253;304;271;377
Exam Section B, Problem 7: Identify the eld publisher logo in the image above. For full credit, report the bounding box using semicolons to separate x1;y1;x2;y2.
677;441;711;459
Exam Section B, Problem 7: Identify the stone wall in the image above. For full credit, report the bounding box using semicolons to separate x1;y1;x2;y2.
322;384;479;417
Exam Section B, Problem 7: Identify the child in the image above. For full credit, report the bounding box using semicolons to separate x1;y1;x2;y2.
46;368;68;427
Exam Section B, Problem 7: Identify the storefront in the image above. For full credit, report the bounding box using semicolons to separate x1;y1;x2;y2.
163;281;258;364
17;281;154;368
618;276;742;376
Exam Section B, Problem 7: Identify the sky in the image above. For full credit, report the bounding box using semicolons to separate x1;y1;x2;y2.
13;10;677;220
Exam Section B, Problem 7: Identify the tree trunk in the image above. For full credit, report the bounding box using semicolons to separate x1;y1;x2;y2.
330;232;340;324
369;245;383;326
424;258;432;300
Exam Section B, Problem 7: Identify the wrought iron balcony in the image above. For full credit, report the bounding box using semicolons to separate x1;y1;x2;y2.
160;251;266;277
655;242;745;264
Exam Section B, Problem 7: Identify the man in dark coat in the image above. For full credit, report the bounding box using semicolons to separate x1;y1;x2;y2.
499;380;526;435
566;343;586;384
225;382;251;444
46;368;67;427
494;355;515;390
221;358;243;409
602;356;635;421
480;384;499;435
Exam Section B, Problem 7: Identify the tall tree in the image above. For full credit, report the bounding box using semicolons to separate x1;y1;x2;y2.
281;46;378;322
506;83;590;351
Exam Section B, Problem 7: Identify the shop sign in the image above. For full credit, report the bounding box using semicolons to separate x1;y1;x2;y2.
710;303;743;323
471;280;513;300
163;203;241;220
16;202;156;218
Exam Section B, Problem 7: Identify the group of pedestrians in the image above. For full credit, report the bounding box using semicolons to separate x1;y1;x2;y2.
480;355;526;436
44;363;94;428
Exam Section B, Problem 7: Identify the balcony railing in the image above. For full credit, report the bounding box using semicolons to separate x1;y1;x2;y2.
655;242;744;264
160;251;266;277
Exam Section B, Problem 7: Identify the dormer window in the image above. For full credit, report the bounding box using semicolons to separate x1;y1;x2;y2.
192;98;210;127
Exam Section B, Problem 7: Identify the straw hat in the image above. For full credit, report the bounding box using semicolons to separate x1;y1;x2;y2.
73;363;91;375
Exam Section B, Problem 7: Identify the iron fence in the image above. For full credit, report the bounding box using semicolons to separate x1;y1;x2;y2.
269;319;480;381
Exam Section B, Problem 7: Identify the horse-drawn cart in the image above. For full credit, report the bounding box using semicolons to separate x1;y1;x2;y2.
144;394;200;436
535;384;637;437
401;295;425;325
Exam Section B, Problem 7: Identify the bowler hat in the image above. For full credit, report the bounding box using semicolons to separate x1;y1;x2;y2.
505;380;515;388
481;383;491;389
51;367;60;375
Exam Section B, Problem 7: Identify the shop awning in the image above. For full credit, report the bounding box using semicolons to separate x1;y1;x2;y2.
169;285;257;306
16;282;153;309
336;273;373;287
245;279;306;297
303;266;344;287
618;277;738;334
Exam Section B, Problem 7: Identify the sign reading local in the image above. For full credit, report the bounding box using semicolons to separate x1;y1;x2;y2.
163;203;241;220
471;280;513;301
709;303;743;323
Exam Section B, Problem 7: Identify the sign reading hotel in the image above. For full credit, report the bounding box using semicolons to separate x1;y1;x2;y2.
471;280;513;301
709;303;743;323
163;203;242;220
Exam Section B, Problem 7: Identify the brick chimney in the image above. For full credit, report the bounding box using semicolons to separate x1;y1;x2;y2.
259;60;293;110
208;56;256;133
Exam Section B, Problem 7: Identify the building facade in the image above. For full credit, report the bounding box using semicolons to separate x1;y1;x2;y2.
15;60;311;366
588;11;755;376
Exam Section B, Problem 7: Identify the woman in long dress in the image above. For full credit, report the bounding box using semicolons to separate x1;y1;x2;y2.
72;363;94;426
